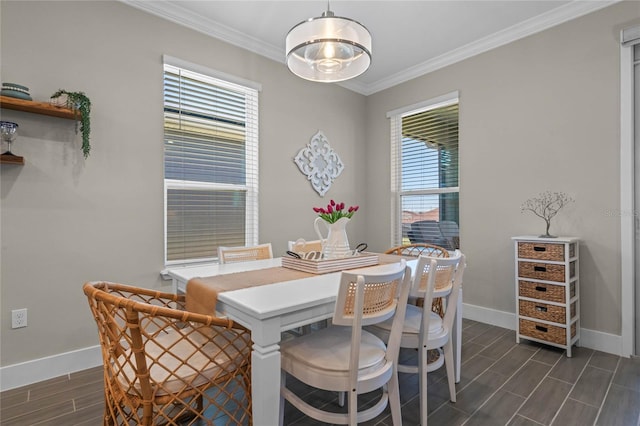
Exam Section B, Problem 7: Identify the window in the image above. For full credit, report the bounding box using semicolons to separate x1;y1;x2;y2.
163;58;259;264
389;92;459;250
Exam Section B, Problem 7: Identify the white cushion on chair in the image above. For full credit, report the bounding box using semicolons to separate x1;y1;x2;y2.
372;304;443;336
281;326;387;374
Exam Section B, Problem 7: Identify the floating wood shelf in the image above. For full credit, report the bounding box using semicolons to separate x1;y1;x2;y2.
0;153;24;165
0;95;79;120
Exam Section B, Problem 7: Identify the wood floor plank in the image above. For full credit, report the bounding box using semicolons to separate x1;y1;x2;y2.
74;387;106;410
31;402;104;426
0;389;28;410
612;357;640;392
463;389;525;426
1;399;74;426
501;360;552;398
450;370;506;415
489;345;537;377
425;403;468;426
462;318;481;329
531;345;564;366
458;354;496;389
547;347;594;384
462;322;494;343
508;414;546;425
517;377;572;425
30;380;103;408
396;378;450;420
569;366;614;407
469;325;509;348
461;341;486;363
28;375;102;402
68;366;103;384
588;351;620;372
596;384;640;426
478;331;519;361
550;398;598;426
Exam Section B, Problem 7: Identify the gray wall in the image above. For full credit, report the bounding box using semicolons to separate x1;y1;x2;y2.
1;0;638;369
0;0;367;366
365;1;640;335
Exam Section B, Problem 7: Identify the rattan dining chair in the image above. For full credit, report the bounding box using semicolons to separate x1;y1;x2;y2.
83;282;252;426
279;261;412;426
218;243;273;264
384;242;449;258
367;252;466;426
385;243;449;316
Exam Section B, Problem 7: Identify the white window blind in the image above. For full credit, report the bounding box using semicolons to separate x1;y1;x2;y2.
163;63;259;264
390;94;459;250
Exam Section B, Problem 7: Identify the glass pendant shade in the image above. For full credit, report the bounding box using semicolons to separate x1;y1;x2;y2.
286;10;371;83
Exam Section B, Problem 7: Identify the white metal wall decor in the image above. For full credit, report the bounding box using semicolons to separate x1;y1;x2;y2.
294;130;344;196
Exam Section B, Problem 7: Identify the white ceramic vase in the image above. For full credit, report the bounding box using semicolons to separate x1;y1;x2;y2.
314;217;351;259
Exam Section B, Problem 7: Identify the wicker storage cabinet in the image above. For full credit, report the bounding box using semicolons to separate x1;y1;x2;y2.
513;236;580;357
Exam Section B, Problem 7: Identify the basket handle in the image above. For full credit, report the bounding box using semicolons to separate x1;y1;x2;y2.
535;305;548;312
535;285;547;292
535;325;548;333
533;246;547;252
534;266;547;272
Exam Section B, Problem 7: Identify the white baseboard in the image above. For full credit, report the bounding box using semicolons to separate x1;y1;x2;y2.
0;345;102;392
463;302;517;330
0;305;624;391
462;302;623;357
578;327;623;356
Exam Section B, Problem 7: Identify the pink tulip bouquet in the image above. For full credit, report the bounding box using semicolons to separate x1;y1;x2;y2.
313;200;359;224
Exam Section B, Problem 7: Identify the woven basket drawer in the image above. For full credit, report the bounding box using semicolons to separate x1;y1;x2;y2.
518;242;564;261
519;319;576;345
518;261;565;282
518;281;565;302
519;300;576;323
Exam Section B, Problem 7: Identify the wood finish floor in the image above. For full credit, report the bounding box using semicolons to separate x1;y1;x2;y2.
2;319;640;425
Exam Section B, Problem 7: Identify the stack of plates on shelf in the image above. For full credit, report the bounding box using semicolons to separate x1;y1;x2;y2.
1;83;32;100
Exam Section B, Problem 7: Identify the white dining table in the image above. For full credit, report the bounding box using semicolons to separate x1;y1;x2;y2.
166;257;462;426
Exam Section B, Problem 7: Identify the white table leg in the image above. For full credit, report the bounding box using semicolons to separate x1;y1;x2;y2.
249;320;283;426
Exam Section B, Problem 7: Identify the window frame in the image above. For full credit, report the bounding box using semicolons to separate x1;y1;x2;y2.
163;56;260;266
388;91;460;248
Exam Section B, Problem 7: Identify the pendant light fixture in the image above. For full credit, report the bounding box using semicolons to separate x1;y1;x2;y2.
285;3;372;83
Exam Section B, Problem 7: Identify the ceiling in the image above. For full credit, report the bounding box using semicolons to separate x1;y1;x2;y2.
123;0;618;95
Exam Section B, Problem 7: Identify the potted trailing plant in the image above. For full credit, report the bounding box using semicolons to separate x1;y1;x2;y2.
50;90;91;158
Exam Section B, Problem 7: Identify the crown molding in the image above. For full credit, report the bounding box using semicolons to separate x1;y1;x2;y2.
121;0;284;62
362;0;621;95
121;0;620;96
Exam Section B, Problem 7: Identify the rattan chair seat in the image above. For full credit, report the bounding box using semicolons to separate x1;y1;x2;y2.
116;325;249;396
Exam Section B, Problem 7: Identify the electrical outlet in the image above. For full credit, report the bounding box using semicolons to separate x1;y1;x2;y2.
11;308;27;329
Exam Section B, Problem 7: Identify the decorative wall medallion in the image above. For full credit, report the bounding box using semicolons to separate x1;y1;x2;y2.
294;131;344;196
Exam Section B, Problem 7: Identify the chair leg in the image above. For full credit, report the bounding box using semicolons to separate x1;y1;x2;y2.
348;389;357;426
388;374;402;426
444;341;456;403
419;346;428;426
279;371;286;426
